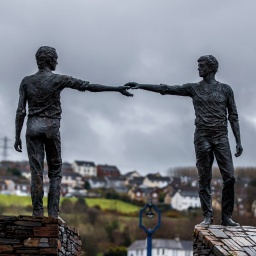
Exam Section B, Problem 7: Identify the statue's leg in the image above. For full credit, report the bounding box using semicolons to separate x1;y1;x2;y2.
26;132;45;217
45;119;62;218
194;130;214;219
213;133;236;221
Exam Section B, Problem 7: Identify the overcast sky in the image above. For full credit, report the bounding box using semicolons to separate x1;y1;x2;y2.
1;0;256;175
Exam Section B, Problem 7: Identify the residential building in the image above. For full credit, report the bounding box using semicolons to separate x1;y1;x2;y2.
14;179;30;195
163;186;176;205
73;161;97;177
169;177;182;190
124;170;141;185
106;176;128;193
0;179;7;192
124;170;141;179
62;162;73;172
143;173;171;188
0;179;15;194
61;172;84;188
128;187;159;204
128;238;193;256
88;177;108;189
171;189;200;211
97;164;120;178
127;176;144;187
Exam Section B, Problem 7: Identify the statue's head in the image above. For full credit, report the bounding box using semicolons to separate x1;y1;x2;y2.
35;46;58;70
197;55;219;76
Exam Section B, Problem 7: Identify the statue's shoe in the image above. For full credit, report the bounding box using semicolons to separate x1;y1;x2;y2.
221;217;240;226
199;217;213;225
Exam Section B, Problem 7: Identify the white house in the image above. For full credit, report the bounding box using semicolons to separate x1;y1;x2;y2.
72;161;97;177
143;174;171;188
61;172;83;187
106;176;128;192
0;179;15;194
128;238;192;256
171;189;200;211
88;177;108;189
124;170;141;185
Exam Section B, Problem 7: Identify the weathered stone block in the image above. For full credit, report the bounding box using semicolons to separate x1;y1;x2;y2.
194;225;256;255
0;215;82;255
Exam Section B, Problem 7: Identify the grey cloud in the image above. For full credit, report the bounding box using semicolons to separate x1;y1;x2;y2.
1;0;256;175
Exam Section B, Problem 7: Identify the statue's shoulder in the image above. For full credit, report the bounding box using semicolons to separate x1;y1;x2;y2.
20;75;32;85
217;81;233;92
42;72;70;82
22;74;34;80
183;82;198;88
54;73;72;81
184;82;201;91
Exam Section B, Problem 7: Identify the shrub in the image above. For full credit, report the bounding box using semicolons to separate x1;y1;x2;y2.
81;234;98;256
104;246;127;256
7;168;21;177
60;198;73;213
87;207;100;225
0;204;6;214
74;197;88;213
104;219;120;242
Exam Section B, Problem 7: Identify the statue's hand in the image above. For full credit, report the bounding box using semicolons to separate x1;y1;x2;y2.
124;82;140;89
235;143;243;157
118;86;133;97
14;138;22;152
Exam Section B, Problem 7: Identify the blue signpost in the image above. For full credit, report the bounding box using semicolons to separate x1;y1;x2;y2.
139;199;161;256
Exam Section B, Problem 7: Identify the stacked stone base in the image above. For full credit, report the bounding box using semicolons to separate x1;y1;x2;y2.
194;224;256;256
0;215;81;255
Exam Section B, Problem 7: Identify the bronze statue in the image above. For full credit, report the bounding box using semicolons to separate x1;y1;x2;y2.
126;55;243;226
14;46;132;218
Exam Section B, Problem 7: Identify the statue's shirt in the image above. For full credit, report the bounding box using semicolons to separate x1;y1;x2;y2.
16;71;90;119
160;81;238;130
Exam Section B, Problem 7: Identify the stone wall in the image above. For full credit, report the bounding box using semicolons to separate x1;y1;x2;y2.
0;215;82;255
193;224;256;256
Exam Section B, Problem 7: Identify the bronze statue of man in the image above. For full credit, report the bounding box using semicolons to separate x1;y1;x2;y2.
126;55;243;226
14;46;132;218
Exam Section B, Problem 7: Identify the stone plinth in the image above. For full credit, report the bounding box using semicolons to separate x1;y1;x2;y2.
0;215;82;255
193;224;256;256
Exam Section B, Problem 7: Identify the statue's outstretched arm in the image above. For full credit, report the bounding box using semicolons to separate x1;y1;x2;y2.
63;76;133;97
124;82;192;96
124;82;163;93
87;84;133;97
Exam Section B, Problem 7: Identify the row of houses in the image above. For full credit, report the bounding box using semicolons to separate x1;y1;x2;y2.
0;160;203;211
72;161;121;177
8;160;249;213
